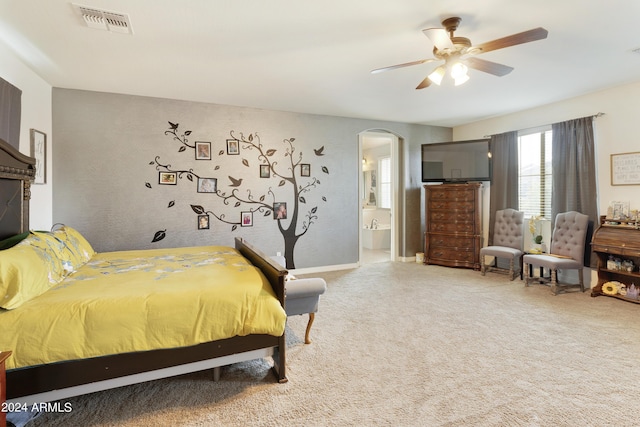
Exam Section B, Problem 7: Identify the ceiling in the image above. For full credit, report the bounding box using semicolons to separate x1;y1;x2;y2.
2;0;640;128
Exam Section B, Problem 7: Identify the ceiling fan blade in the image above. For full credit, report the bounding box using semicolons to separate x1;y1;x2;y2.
371;58;436;74
473;27;548;54
465;57;514;76
422;28;454;50
416;76;432;90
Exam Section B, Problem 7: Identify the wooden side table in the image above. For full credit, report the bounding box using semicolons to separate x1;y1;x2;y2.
0;351;11;427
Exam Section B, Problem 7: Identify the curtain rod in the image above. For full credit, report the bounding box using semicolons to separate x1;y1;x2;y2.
483;112;605;138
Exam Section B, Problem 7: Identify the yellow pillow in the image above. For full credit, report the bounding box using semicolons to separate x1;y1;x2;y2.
0;237;63;310
52;226;96;267
31;231;76;276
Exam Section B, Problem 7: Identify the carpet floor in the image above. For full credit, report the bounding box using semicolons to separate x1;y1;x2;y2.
26;261;640;426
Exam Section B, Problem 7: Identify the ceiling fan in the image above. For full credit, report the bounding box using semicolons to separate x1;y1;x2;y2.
371;17;548;89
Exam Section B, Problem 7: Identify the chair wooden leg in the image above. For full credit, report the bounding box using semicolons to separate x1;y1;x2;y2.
304;312;315;344
524;262;530;286
551;269;558;295
579;268;584;292
481;255;486;276
509;259;515;281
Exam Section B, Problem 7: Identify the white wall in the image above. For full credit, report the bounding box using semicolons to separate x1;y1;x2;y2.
0;40;52;230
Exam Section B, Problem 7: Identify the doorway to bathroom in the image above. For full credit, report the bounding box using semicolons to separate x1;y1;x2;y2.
359;130;399;264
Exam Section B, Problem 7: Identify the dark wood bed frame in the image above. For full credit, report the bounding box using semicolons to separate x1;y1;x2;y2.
0;138;288;404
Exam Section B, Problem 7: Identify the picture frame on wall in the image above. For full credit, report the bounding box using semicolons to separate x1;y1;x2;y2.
30;129;46;184
241;211;253;227
227;139;239;155
300;163;310;177
260;164;270;178
197;214;210;230
158;172;177;185
197;177;217;193
273;202;287;219
195;141;211;160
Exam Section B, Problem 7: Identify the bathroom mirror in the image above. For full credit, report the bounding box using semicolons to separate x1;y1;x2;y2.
364;170;377;207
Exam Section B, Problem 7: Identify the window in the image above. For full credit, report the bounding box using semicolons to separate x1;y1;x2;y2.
378;156;391;209
518;129;552;219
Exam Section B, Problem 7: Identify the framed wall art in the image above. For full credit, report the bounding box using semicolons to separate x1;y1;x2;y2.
195;141;211;160
197;177;217;193
300;163;310;177
241;211;253;227
611;151;640;185
226;139;239;155
260;164;270;178
158;172;177;185
197;214;210;230
30;129;46;184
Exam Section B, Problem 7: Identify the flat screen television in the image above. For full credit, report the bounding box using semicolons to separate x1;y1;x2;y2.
421;139;491;183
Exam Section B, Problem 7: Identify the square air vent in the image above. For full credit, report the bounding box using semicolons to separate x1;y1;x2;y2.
72;3;133;34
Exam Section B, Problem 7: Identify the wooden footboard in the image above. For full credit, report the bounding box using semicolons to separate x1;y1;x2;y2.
6;238;288;403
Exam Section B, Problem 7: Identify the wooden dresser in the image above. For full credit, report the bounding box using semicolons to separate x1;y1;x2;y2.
591;216;640;303
424;183;482;270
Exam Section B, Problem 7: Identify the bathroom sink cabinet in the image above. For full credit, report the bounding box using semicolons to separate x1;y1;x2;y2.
424;182;482;270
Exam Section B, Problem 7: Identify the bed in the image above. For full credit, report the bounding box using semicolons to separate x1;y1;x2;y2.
0;138;288;405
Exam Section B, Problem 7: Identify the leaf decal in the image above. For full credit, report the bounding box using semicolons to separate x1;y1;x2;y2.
248;134;253;142
232;225;238;231
278;180;286;187
191;205;205;214
149;161;155;165
242;158;249;167
214;165;220;170
266;149;277;156
290;138;295;142
259;195;265;201
264;211;272;217
219;150;225;156
179;146;186;152
187;174;193;182
299;196;306;204
322;196;327;202
145;182;152;189
322;166;329;174
168;200;175;208
234;201;241;207
184;130;192;136
311;207;318;214
152;230;166;243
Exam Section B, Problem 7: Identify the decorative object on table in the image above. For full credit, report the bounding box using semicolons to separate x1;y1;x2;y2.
528;215;545;253
606;201;630;219
601;281;620;296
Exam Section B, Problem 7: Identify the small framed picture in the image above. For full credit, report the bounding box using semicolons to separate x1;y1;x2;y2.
198;214;210;230
273;202;287;220
227;139;240;155
197;177;217;193
30;129;47;184
241;211;253;227
159;172;177;185
300;163;310;177
195;141;211;160
260;164;270;178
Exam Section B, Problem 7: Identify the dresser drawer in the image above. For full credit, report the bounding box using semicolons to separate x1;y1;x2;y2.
429;210;475;222
428;200;476;211
428;234;475;248
429;221;476;234
428;247;475;263
427;187;476;202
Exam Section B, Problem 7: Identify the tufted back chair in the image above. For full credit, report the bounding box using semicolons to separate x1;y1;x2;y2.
549;211;589;262
492;209;524;249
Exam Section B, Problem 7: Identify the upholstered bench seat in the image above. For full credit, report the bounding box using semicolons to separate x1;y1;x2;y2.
271;256;327;344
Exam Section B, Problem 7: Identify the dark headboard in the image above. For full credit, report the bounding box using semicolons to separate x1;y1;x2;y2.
0;138;35;240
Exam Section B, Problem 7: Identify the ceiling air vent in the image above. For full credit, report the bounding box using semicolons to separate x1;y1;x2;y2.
72;4;133;35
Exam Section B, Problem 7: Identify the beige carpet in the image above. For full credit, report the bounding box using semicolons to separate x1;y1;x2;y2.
28;262;640;426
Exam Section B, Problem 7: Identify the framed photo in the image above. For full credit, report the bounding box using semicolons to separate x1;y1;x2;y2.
241;211;253;227
260;164;270;178
273;202;287;220
30;129;46;184
159;172;177;185
226;139;240;155
300;163;310;177
197;177;217;193
195;141;211;160
197;214;210;230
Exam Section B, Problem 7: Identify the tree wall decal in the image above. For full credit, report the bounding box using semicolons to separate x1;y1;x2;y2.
147;122;328;268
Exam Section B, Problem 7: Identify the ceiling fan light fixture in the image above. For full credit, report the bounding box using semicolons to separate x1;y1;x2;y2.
428;66;445;85
454;74;470;86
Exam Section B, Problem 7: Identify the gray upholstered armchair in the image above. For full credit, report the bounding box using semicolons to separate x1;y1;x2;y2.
480;208;524;281
523;211;589;295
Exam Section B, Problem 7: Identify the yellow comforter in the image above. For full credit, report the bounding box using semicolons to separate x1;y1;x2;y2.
2;246;286;370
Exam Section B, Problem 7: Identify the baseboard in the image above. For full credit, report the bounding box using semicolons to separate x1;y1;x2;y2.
290;262;359;275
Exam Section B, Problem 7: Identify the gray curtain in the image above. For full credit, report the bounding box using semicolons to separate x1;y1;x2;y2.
551;116;598;267
488;131;518;245
0;77;22;150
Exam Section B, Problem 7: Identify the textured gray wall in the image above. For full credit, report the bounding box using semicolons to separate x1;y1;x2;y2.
52;89;450;268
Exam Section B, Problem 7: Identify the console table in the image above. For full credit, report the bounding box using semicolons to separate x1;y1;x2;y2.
591;216;640;303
